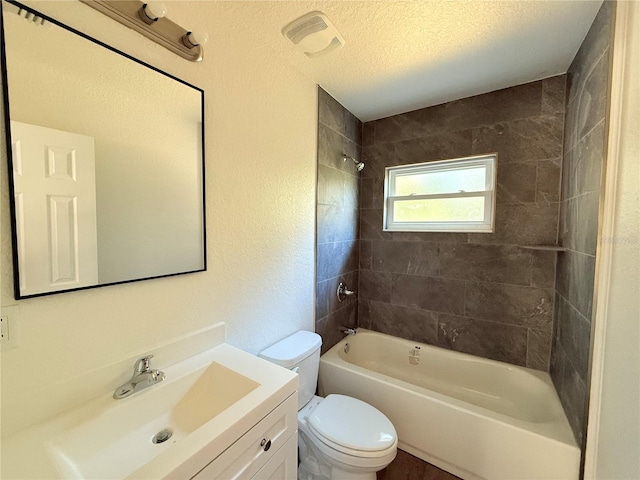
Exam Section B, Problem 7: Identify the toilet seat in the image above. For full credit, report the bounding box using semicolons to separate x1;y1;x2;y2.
308;394;396;458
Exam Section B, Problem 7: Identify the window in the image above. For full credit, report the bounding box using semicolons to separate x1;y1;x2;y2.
383;154;497;232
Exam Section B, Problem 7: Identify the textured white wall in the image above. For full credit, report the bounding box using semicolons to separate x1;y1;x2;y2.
0;0;317;434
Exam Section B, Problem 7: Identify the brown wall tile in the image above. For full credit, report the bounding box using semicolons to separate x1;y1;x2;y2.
318;123;361;174
359;240;372;270
372;240;439;276
316;301;357;355
496;162;537;205
527;328;553;370
556;250;596;319
468;202;559;245
317;240;359;282
566;1;613;105
362;122;375;147
359;269;392;302
559;359;588;447
361;143;396;179
438;314;528;366
394;130;473;164
360;208;391;241
465;282;553;329
373;103;449;144
317;205;359;244
556;295;592;381
358;300;371;329
536;159;562;204
391;274;465;315
445;81;543;131
472;114;564;163
531;250;557;288
439;244;532;285
369;301;439;345
576;122;605;195
542;76;567;114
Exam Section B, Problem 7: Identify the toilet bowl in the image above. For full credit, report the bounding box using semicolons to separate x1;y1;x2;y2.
259;331;397;480
298;395;397;480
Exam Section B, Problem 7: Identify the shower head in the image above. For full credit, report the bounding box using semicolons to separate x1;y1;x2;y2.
343;155;365;172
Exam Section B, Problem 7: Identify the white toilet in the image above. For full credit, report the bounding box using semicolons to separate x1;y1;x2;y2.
259;331;397;480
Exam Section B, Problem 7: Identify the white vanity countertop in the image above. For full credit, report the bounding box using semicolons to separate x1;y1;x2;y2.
1;342;298;480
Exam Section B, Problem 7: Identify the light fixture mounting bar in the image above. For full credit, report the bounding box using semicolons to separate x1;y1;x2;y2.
79;0;203;62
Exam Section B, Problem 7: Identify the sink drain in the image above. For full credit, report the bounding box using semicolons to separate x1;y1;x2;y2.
152;428;173;444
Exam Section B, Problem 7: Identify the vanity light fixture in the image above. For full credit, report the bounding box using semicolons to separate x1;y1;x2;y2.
182;31;208;49
138;1;167;25
5;3;47;26
79;0;206;62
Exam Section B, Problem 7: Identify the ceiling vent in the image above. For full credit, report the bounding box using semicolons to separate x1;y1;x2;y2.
282;11;344;58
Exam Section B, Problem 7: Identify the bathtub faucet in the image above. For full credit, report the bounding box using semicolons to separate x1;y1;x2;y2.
341;326;357;336
337;282;357;302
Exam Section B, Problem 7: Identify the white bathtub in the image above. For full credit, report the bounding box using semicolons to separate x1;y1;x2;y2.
318;329;579;480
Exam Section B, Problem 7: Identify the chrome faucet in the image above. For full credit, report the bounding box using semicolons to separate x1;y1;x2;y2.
341;326;357;336
113;354;166;399
337;282;357;302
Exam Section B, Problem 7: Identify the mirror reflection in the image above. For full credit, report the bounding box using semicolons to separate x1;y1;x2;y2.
2;1;206;298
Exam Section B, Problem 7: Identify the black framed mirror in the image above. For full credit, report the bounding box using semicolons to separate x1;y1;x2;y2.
1;0;206;299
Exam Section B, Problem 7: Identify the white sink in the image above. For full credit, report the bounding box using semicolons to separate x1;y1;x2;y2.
1;341;297;480
47;362;260;479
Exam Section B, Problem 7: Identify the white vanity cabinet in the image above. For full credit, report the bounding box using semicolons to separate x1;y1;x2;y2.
191;393;298;479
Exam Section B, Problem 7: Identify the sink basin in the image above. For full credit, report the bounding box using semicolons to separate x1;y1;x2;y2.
47;362;260;479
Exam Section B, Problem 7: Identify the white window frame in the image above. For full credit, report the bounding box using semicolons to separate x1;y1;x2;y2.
383;153;497;233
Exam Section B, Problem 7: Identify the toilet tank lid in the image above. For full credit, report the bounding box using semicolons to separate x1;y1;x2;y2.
258;330;322;367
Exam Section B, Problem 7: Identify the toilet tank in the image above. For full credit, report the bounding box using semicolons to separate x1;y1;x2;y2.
259;331;322;409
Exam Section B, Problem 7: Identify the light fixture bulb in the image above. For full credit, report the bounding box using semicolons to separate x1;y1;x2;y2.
139;1;167;24
182;31;208;48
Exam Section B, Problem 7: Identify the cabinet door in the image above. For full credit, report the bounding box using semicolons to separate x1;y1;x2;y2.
252;435;297;480
192;394;297;479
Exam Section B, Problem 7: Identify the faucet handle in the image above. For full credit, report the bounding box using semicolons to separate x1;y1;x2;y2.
337;282;357;302
134;354;154;373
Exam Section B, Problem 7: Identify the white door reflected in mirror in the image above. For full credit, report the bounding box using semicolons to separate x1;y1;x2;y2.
11;121;98;296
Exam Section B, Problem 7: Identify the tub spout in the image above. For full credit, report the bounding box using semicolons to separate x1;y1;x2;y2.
340;326;357;336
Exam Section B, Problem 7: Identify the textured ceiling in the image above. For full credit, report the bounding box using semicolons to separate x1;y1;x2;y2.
189;1;604;121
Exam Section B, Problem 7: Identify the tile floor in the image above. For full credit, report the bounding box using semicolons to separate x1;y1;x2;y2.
377;450;461;480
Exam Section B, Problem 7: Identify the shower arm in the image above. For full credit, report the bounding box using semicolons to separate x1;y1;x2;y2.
342;154;365;172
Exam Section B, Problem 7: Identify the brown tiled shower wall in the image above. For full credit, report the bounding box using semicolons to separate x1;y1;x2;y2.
316;79;566;363
358;76;566;371
315;88;363;354
551;1;614;447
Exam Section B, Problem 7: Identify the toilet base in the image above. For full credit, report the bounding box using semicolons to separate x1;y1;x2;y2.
298;457;376;480
298;442;376;480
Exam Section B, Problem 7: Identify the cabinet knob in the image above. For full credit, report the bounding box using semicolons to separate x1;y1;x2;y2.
260;438;272;451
